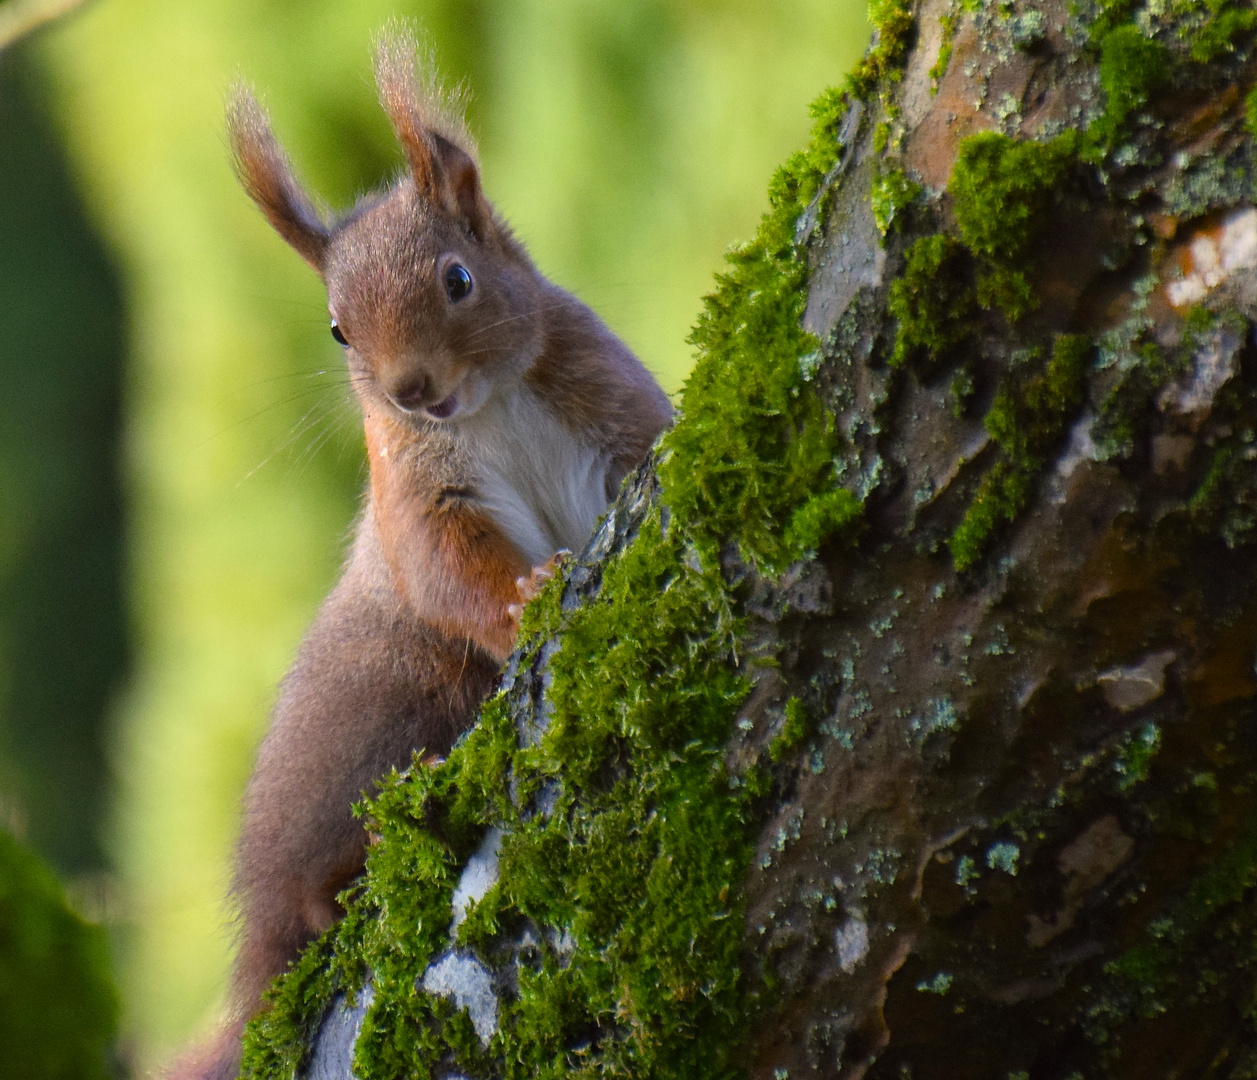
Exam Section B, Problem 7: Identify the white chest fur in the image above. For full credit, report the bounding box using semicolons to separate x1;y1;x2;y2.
458;385;610;568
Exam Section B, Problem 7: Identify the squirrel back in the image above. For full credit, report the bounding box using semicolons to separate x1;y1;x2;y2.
168;25;670;1080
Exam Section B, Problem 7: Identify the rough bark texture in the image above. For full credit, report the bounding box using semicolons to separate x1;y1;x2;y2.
246;2;1257;1077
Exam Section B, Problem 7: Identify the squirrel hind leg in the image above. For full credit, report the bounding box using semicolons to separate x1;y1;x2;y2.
227;857;361;1020
229;894;320;1018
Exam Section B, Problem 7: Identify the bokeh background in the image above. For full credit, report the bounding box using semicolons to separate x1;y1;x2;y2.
0;0;870;1072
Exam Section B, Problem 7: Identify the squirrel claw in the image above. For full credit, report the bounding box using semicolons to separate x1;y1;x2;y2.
514;550;572;605
509;550;572;625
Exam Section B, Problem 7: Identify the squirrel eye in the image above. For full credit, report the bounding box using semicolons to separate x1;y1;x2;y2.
444;263;473;303
330;320;348;347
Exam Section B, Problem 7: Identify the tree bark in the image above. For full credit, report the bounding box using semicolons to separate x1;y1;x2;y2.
261;1;1257;1077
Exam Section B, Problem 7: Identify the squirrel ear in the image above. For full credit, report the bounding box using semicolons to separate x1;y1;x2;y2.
374;25;492;240
226;85;329;273
428;132;492;240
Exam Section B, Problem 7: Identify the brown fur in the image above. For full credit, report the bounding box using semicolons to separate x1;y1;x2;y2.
170;25;670;1080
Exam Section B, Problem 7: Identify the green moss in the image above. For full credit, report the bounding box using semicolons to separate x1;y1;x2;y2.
950;366;976;418
846;0;916;99
882;131;1077;373
240;935;341;1078
915;971;954;994
0;829;118;1080
1181;303;1214;339
985;841;1020;875
1092;335;1186;461
888;234;976;368
1247;85;1257;139
1076;3;1251;169
948;131;1079;321
240;66;867;1080
1087;0;1139;41
1114;721;1161;791
783;488;863;557
769;698;809;763
949;334;1091;571
1096;809;1257;1037
1084;24;1171;157
1179;0;1257;62
1188;441;1257;548
929;6;961;90
870;166;922;237
664;89;863;575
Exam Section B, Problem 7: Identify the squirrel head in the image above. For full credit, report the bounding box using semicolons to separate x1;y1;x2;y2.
227;27;544;424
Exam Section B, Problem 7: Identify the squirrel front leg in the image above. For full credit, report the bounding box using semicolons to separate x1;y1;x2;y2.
373;486;531;662
423;501;532;661
366;418;532;662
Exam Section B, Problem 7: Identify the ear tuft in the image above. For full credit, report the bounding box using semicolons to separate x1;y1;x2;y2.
226;84;330;272
373;22;492;239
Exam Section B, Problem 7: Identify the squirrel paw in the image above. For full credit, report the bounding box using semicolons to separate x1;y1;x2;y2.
508;550;572;622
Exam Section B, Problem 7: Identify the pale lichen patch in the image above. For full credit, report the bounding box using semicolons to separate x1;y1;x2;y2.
1025;815;1134;947
1098;649;1175;712
1157;324;1242;429
420;951;499;1046
1163;207;1257;309
835;914;871;974
449;827;503;933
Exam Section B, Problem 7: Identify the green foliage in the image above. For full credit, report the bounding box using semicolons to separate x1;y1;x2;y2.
0;47;127;878
1248;85;1257;138
888;234;976;367
0;829;118;1079
948;131;1079;320
1085;24;1171;155
949;335;1091;571
870;166;921;237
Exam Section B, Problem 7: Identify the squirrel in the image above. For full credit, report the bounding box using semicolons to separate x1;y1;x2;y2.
168;28;671;1080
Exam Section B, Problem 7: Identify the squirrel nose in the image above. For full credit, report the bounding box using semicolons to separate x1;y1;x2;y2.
388;375;429;412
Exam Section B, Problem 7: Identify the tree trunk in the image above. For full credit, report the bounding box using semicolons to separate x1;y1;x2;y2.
245;1;1257;1077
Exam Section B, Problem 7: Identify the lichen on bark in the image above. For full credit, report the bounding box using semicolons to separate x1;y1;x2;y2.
243;0;1257;1076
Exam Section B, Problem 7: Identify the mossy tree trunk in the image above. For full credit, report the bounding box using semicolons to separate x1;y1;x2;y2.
733;3;1257;1076
250;2;1257;1078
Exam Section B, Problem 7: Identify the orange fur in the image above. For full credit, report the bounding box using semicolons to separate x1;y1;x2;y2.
365;409;528;661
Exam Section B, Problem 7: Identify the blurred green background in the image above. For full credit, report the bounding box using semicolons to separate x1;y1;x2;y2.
0;0;869;1072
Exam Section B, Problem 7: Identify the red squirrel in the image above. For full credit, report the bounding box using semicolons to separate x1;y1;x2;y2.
169;29;671;1080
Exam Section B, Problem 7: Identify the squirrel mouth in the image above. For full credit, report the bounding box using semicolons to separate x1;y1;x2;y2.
425;393;459;420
